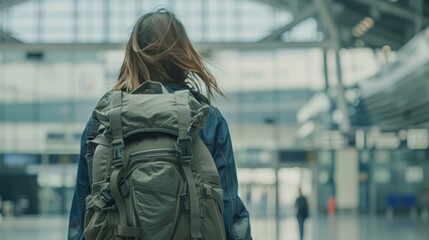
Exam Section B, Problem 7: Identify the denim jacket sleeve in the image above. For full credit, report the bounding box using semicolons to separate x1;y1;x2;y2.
200;107;252;240
68;119;91;240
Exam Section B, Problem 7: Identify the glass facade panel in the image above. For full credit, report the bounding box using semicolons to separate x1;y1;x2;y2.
1;0;302;44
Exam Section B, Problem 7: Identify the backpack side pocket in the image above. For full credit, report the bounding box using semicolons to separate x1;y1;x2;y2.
83;193;114;240
201;183;226;240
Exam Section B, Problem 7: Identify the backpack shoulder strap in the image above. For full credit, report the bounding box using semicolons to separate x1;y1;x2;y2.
189;89;210;105
175;91;203;239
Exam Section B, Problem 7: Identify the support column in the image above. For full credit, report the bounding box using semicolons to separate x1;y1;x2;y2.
274;152;280;240
334;48;351;132
314;0;351;133
322;49;329;92
335;148;359;210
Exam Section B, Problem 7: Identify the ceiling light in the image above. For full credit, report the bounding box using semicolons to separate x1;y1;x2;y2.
382;45;391;53
362;17;374;28
357;24;369;32
353;27;365;37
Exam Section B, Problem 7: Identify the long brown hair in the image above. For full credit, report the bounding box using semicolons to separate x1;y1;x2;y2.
114;8;222;101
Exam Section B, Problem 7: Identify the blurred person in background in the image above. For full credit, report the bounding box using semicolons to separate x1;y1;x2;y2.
295;187;309;240
68;8;252;240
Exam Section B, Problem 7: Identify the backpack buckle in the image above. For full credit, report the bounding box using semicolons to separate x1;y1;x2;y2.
111;139;124;167
178;137;192;163
100;188;114;205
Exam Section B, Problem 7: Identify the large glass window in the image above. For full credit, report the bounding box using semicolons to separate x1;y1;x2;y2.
3;0;299;43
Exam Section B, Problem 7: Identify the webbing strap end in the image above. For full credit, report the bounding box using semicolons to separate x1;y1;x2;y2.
178;136;193;163
111;139;124;167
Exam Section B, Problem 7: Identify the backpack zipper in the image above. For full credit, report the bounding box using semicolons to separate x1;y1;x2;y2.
124;151;181;180
129;148;180;159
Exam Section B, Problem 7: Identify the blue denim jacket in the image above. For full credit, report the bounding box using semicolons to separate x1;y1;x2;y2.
67;87;252;240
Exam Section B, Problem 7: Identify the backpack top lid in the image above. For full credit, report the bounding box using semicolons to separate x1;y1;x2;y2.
92;81;209;141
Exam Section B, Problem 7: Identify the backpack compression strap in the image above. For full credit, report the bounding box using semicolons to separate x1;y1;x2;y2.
108;91;147;238
176;91;203;239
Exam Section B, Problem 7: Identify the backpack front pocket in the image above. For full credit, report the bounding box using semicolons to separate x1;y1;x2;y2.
130;162;183;240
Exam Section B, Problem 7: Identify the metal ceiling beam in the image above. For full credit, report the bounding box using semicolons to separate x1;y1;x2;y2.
0;30;22;43
0;41;337;51
361;33;402;49
361;29;402;48
289;0;300;11
414;0;424;34
313;0;339;45
0;0;27;9
354;0;429;25
260;5;317;42
336;9;404;46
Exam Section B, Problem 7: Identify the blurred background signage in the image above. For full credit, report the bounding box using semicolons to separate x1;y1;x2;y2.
316;129;429;150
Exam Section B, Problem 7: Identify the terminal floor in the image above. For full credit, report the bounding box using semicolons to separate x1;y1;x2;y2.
0;214;427;240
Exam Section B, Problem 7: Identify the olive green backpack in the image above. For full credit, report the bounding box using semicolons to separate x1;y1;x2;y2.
83;81;226;240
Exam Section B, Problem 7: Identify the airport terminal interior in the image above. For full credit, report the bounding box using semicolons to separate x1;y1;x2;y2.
1;0;429;239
